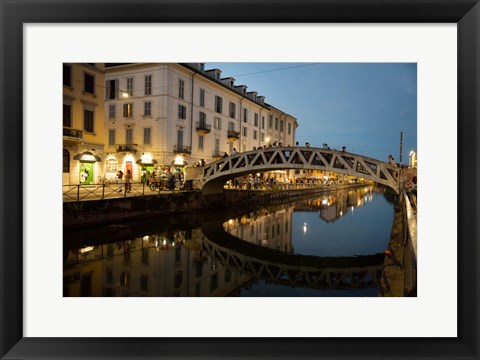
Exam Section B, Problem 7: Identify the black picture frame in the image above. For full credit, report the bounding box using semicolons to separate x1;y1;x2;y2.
1;1;479;359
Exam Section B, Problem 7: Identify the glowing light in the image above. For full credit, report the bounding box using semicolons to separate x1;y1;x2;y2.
163;239;167;246
174;155;184;165
322;198;328;205
228;219;234;225
79;246;94;253
340;211;343;216
303;222;307;233
143;235;149;241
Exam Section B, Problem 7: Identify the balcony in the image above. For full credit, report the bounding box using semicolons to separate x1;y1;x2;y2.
227;130;240;141
173;145;192;155
63;127;83;142
196;121;211;134
116;144;137;153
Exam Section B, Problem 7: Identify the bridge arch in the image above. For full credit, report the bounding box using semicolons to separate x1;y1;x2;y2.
196;146;400;195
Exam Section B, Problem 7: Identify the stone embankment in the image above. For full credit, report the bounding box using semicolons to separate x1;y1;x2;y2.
64;184;361;228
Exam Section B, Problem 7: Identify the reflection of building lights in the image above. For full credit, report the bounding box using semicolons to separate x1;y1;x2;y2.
340;211;343;216
351;206;354;211
143;235;149;241
80;246;94;253
172;242;175;247
163;239;167;246
228;219;234;225
322;198;328;205
303;222;307;233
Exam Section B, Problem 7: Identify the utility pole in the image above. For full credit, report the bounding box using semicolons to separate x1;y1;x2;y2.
399;131;403;193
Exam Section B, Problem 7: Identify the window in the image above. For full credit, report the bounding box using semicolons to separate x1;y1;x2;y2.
140;275;148;291
215;96;223;113
83;109;94;133
63;104;72;127
84;73;95;94
269;115;273;128
126;129;133;147
261;133;265;141
199;88;205;107
108;129;115;146
229;102;236;118
144;101;151;116
174;271;183;288
63;64;71;87
177;130;184;147
214;117;221;130
253;130;257;140
210;273;218;292
243;108;248;123
144;128;151;145
63;149;70;173
280;120;284;132
243;127;247;137
215;138;220;153
254;113;259;127
123;103;133;118
106;270;113;284
178;104;187;119
106;159;118;172
106;79;118;99
262;116;265;129
179;79;184;99
195;262;203;277
228;122;235;131
288;123;292;134
275;117;279;130
126;77;134;96
199;112;206;126
108;104;116;119
142;248;149;264
198;135;204;150
144;75;152;95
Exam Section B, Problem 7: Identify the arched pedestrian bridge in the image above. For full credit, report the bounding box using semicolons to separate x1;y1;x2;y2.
195;146;400;195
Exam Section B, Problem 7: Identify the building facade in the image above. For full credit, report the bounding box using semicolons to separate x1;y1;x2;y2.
103;63;298;182
63;63;106;185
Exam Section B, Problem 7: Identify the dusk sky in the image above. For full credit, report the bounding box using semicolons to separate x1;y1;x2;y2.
207;63;417;163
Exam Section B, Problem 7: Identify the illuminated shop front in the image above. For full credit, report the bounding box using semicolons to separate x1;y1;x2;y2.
136;153;158;183
73;151;101;185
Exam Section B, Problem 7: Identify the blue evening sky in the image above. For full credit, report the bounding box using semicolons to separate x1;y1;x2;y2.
206;63;417;163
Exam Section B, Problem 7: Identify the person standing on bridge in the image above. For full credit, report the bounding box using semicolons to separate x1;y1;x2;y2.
231;148;238;155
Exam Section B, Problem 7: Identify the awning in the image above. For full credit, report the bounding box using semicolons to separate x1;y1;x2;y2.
73;151;101;162
136;159;158;165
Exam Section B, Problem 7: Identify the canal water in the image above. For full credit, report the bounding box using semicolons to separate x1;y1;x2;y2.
64;185;395;297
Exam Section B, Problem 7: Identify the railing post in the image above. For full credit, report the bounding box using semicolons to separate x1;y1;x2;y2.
102;183;105;200
77;185;80;202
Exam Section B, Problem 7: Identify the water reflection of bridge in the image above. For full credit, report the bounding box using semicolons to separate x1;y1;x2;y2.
201;221;384;290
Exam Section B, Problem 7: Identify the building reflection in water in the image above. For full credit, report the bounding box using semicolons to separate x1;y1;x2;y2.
64;185;391;297
64;229;251;297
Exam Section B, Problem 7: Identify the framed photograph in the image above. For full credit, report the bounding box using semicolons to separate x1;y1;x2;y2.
1;0;479;359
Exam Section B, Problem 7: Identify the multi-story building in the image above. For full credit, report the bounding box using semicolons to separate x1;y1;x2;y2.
103;63;298;181
63;63;106;185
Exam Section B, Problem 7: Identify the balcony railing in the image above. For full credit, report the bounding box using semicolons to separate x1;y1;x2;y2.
196;122;212;134
173;145;192;155
63;127;83;140
116;144;137;153
227;130;240;141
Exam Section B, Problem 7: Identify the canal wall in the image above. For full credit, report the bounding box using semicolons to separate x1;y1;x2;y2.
64;184;363;228
379;193;416;297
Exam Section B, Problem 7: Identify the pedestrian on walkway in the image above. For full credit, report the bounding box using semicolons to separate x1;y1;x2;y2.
125;170;132;192
117;170;123;192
